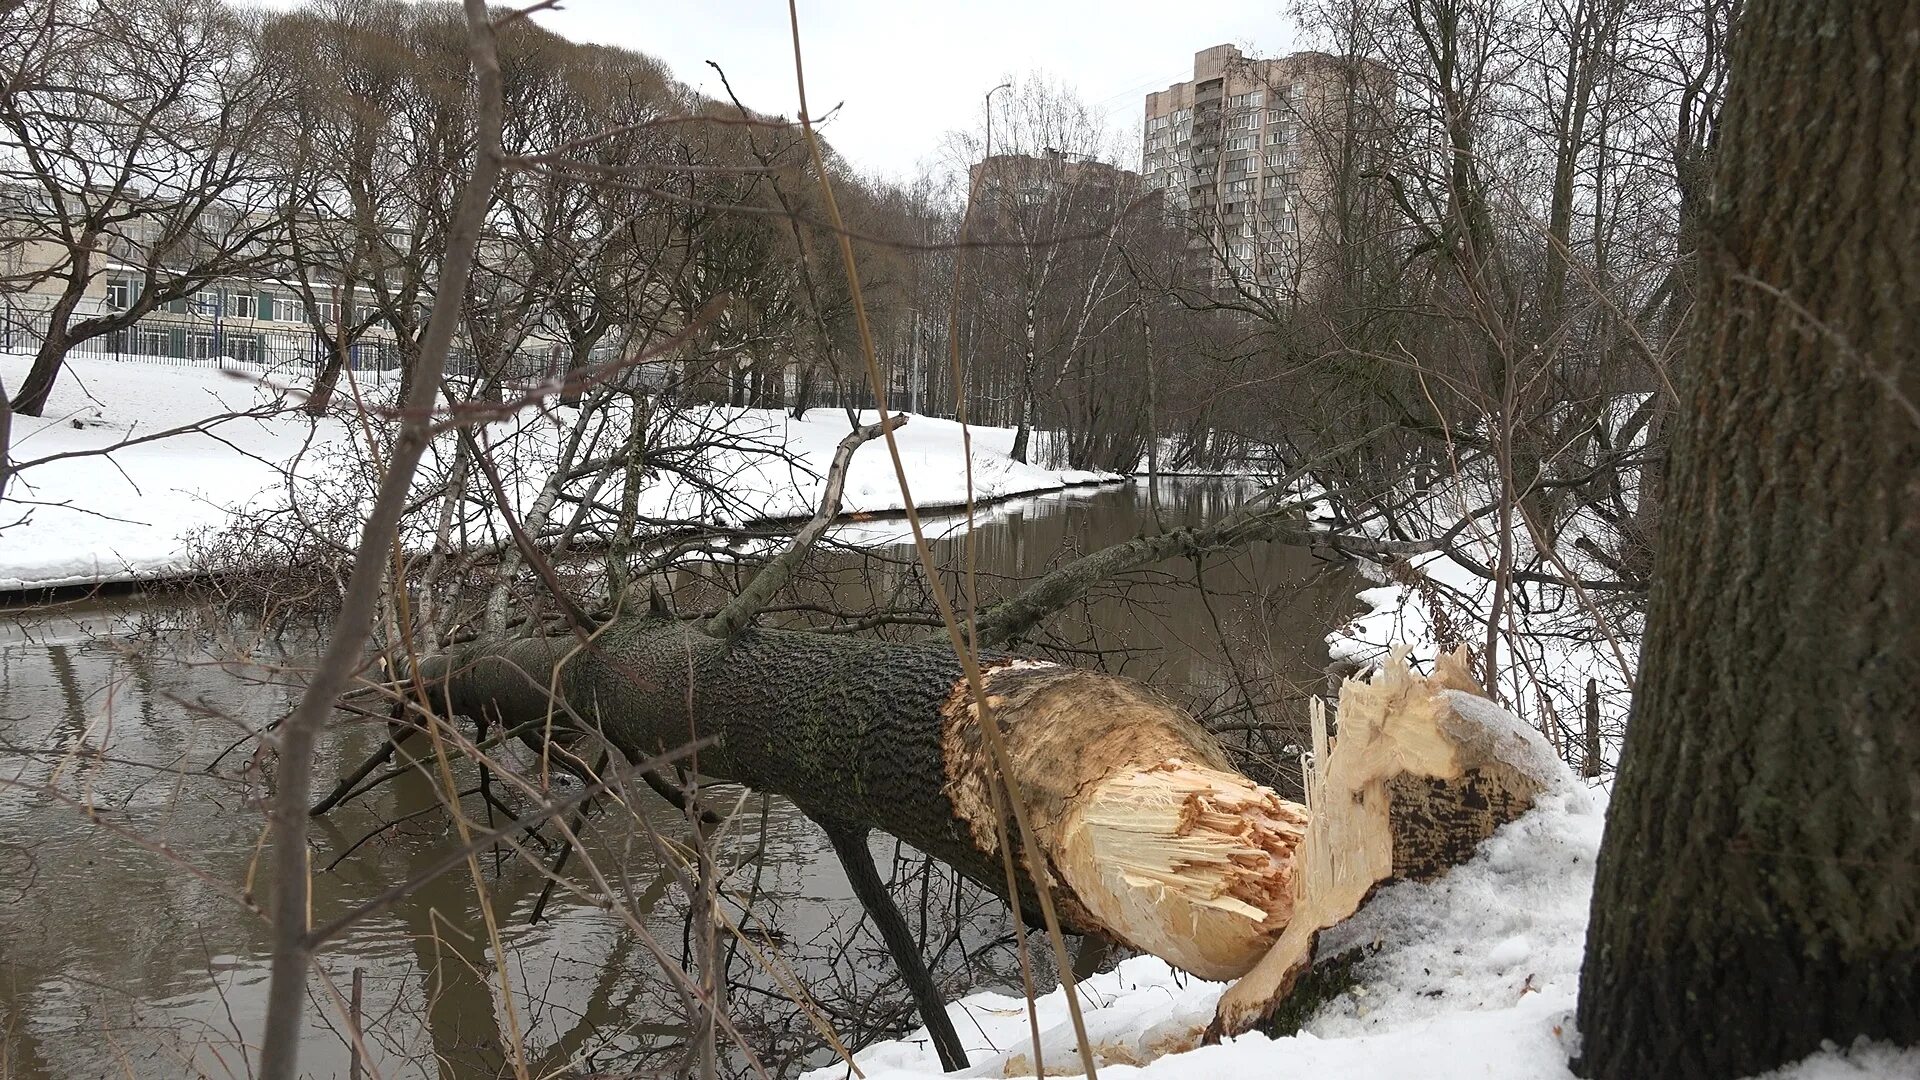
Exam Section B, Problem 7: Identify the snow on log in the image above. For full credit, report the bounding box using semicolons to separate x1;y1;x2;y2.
1209;646;1562;1038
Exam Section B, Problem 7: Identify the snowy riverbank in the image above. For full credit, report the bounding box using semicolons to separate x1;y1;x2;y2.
0;354;1117;592
803;753;1916;1080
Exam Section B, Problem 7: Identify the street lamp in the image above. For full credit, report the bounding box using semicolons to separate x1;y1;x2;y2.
932;81;1014;421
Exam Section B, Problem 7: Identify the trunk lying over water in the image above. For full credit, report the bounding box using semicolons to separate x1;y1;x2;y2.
423;619;1553;1015
421;615;1306;979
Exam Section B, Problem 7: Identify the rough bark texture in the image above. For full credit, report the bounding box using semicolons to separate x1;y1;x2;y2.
421;617;1308;979
1572;2;1920;1076
427;620;1012;892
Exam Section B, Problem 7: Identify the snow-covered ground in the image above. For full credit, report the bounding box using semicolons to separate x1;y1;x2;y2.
0;353;1116;591
1315;421;1647;777
805;751;1917;1080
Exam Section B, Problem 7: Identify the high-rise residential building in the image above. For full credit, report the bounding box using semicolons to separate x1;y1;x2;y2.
1143;44;1385;298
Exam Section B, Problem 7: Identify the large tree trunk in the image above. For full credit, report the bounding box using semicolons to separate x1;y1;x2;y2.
1573;1;1920;1076
421;618;1306;980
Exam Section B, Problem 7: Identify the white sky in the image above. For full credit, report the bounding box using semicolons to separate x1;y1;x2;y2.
526;1;1300;180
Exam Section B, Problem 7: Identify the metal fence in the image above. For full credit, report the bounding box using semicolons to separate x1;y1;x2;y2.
0;308;604;387
0;308;404;377
0;308;877;403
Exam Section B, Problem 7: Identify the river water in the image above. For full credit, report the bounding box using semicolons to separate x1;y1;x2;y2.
0;478;1354;1079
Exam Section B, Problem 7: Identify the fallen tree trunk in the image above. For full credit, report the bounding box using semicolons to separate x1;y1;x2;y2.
420;617;1556;1010
419;615;1308;979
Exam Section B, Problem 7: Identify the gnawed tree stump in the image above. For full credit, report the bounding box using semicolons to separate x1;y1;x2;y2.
1208;646;1557;1039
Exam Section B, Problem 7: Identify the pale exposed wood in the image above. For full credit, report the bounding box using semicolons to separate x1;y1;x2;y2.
1209;647;1552;1037
1057;761;1308;981
939;660;1309;979
931;646;1554;998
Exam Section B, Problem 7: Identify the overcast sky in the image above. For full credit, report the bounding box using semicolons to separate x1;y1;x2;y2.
525;1;1299;181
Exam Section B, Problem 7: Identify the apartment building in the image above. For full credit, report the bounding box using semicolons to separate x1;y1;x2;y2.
0;187;407;370
1143;45;1388;297
968;148;1139;210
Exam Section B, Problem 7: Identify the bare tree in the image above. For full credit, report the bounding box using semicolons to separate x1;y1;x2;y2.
0;0;289;416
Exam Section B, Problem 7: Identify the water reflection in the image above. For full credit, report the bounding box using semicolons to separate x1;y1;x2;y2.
0;478;1353;1078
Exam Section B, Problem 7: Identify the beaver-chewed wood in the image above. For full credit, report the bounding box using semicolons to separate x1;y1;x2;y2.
1209;647;1560;1039
416;615;1308;979
413;620;1558;1039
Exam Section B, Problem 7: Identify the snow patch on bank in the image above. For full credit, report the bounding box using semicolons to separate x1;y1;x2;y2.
805;779;1918;1080
807;782;1603;1080
0;353;1116;591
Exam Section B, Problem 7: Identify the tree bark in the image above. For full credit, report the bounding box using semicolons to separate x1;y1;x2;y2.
1573;1;1920;1076
419;618;1306;980
11;332;68;419
9;242;90;417
304;341;348;416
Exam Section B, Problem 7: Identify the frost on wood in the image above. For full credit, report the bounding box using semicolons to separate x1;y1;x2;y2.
1210;646;1553;1038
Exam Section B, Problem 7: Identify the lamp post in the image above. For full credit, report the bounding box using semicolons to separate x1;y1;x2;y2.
946;81;1013;422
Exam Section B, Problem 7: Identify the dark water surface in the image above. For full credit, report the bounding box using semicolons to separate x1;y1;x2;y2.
0;478;1354;1079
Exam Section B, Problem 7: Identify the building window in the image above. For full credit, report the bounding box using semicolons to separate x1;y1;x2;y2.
106;277;133;310
271;295;301;322
229;292;255;319
309;298;339;324
140;328;171;356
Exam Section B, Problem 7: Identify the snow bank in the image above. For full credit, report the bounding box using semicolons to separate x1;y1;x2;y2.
804;780;1919;1080
0;353;1116;591
804;781;1604;1080
1316;441;1644;775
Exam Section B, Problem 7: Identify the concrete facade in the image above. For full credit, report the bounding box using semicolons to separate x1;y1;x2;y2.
1143;45;1386;297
